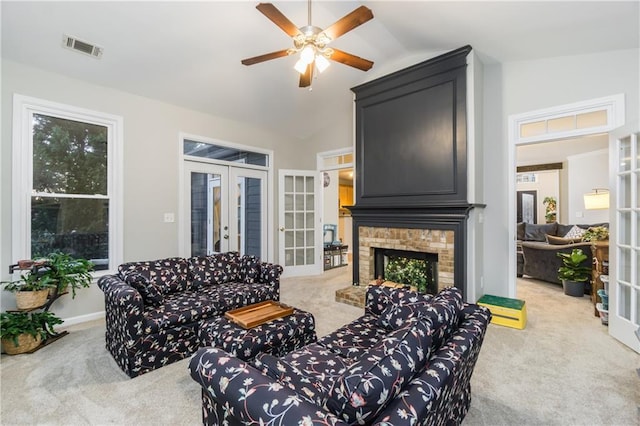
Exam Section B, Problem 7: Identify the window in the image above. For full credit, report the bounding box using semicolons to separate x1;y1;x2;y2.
13;95;122;272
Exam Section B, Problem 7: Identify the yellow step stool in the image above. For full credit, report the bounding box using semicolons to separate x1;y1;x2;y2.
477;294;527;330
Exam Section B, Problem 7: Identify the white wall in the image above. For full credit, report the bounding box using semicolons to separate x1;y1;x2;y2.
567;149;610;224
1;60;304;323
482;48;638;297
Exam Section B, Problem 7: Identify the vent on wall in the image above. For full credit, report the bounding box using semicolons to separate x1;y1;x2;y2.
62;34;103;58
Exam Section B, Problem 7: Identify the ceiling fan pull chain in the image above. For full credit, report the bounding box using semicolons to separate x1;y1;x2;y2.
307;0;312;26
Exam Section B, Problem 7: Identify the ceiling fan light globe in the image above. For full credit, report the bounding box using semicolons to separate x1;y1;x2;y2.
316;55;330;73
294;58;308;74
301;45;315;64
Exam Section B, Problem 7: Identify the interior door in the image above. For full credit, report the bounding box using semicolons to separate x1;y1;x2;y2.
609;129;640;353
184;162;229;256
279;170;322;276
229;167;267;259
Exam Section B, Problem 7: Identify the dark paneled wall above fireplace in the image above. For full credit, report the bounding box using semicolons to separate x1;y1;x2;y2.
351;45;472;208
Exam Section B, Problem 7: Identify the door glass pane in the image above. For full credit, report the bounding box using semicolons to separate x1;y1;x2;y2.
184;140;268;166
191;172;221;256
31;197;109;270
619;211;631;245
619;284;631;320
236;176;262;257
619;174;631;208
619;138;631;172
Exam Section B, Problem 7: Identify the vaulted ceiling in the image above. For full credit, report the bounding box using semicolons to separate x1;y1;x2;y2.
2;1;638;140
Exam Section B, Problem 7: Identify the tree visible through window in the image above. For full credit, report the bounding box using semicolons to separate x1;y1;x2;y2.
30;114;109;270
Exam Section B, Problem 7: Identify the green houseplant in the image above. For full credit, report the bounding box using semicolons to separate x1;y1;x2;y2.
582;226;609;242
2;272;53;310
557;248;591;297
0;311;63;354
543;196;557;223
37;252;94;298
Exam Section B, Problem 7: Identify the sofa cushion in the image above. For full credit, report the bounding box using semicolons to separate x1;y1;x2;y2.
253;353;329;406
125;273;164;307
316;314;387;359
325;318;433;424
188;256;224;288
237;255;260;283
142;290;221;334
118;257;191;294
524;222;558;242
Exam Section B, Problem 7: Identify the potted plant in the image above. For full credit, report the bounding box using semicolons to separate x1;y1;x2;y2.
37;252;94;298
0;311;63;354
557;248;591;297
2;272;52;310
582;226;609;242
543;196;557;223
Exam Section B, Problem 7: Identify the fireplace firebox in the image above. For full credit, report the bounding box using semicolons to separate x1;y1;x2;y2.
375;248;438;294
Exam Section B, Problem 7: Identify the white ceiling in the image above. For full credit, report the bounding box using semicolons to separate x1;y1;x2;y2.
2;1;638;140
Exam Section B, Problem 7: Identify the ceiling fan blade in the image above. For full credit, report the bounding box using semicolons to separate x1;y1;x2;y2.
321;6;373;41
299;62;314;87
330;48;373;71
256;3;302;37
241;49;291;66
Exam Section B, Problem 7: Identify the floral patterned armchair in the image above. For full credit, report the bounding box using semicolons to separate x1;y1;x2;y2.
189;286;491;425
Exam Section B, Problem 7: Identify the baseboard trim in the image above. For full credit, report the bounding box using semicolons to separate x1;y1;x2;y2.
61;311;105;327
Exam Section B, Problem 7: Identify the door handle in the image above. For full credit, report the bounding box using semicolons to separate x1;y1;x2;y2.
279;227;285;232
223;234;229;239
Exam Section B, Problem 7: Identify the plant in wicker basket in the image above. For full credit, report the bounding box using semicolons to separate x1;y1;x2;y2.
2;272;53;310
0;311;63;354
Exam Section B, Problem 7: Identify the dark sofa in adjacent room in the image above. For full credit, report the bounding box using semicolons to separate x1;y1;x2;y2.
517;222;608;287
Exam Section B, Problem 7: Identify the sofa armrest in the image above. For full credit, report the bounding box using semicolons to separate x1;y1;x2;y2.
373;304;491;425
97;274;145;340
259;262;284;286
189;347;348;425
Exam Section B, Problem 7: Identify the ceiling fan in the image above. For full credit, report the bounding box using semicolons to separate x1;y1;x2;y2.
241;1;374;88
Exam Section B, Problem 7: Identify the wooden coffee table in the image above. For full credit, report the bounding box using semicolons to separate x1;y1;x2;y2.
198;302;317;361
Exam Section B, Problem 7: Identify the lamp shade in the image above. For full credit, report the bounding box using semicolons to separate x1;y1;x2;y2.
584;190;609;210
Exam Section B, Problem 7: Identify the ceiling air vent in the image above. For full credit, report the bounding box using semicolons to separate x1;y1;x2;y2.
62;34;103;58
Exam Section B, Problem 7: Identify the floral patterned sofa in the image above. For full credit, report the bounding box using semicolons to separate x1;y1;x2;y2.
97;252;282;378
189;285;491;425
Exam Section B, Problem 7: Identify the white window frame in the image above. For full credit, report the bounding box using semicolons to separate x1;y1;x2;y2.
12;94;123;275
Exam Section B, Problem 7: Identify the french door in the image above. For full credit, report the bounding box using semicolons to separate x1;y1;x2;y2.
609;129;640;353
278;170;322;276
184;161;267;259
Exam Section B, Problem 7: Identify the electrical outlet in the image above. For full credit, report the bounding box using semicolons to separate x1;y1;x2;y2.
164;213;175;223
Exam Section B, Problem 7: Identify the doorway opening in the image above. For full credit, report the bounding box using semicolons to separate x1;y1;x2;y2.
318;149;354;272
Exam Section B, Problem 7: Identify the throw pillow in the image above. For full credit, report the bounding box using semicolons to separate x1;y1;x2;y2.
564;225;586;239
118;257;190;294
421;286;465;349
325;318;433;424
375;288;434;330
125;273;164;307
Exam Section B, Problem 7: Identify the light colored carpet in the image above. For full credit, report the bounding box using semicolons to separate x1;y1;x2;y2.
1;267;638;425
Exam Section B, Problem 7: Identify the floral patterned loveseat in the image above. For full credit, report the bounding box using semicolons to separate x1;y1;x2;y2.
97;252;282;378
189;285;491;425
